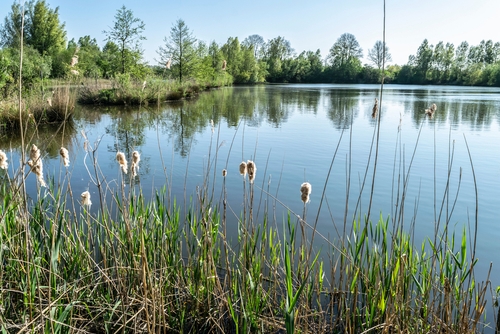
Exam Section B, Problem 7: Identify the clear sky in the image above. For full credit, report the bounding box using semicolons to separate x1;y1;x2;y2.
1;0;500;66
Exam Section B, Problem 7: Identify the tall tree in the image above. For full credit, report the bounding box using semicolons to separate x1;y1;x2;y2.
0;2;27;48
262;36;294;82
157;19;198;83
367;40;392;70
103;5;145;74
327;33;363;67
327;33;363;82
26;0;66;55
414;39;433;83
242;34;264;59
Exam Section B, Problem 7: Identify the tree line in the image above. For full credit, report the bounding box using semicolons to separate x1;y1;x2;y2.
2;1;500;98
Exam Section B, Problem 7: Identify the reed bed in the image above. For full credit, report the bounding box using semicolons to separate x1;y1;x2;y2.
0;85;75;135
77;74;232;106
0;112;494;333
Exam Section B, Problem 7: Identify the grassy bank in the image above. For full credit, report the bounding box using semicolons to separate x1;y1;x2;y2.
0;85;75;135
0;73;232;137
0;126;494;333
77;74;233;106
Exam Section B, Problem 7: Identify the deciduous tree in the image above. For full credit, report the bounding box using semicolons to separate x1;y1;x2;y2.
367;40;392;70
103;5;145;74
157;19;198;83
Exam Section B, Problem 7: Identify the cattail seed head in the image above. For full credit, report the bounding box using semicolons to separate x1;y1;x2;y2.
239;161;247;176
28;144;46;187
300;182;312;203
116;152;128;174
70;55;78;67
60;147;69;167
222;169;227;177
132;151;140;164
372;98;378;118
30;144;40;162
0;150;8;170
81;191;92;207
131;151;140;177
246;160;256;183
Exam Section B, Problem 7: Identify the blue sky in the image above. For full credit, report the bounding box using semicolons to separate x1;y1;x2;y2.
1;0;500;66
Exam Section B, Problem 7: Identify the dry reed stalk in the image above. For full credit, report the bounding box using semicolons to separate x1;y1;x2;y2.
0;150;7;170
116;152;128;174
60;147;70;167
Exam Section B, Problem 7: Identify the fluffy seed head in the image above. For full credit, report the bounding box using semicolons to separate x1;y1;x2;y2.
60;147;69;167
300;182;312;203
239;161;247;176
0;150;8;170
131;151;140;177
30;144;40;162
70;55;78;67
116;152;128;174
81;191;92;207
247;160;256;183
132;151;140;164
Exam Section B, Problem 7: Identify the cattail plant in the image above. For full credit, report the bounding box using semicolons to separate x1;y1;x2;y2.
70;55;78;67
28;144;46;187
80;191;91;207
372;98;378;118
0;150;8;170
300;182;312;204
116;152;128;174
300;182;312;250
131;151;140;177
425;103;437;116
246;160;256;184
60;147;70;167
239;161;247;176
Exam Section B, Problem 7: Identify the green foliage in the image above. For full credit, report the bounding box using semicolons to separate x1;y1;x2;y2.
157;19;198;83
26;0;66;56
0;46;51;92
103;5;146;75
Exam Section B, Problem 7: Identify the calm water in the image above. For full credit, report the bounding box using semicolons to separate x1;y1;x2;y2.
4;84;500;315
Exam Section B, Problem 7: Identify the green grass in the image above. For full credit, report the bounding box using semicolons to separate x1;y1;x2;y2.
0;121;494;333
77;74;233;106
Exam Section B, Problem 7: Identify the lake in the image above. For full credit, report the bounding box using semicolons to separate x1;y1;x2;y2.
4;83;500;323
